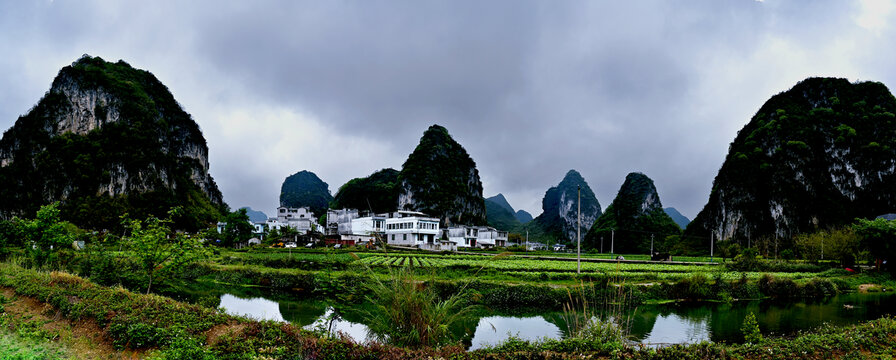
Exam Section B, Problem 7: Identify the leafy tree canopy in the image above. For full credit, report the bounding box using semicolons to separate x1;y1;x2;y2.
122;208;209;293
854;218;896;274
332;168;399;213
221;208;254;247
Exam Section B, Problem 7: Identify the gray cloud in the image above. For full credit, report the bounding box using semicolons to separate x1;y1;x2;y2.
2;0;895;220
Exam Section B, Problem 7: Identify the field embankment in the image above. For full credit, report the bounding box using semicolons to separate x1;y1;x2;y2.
3;261;896;359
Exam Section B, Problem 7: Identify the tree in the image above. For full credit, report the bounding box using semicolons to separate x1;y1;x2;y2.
263;227;281;245
124;208;209;293
221;208;253;247
15;202;76;269
794;228;859;266
853;218;896;274
0;219;18;259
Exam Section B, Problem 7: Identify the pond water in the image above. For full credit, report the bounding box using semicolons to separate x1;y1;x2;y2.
214;290;896;349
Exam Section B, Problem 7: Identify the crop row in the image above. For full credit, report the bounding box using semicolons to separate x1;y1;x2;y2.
355;254;718;273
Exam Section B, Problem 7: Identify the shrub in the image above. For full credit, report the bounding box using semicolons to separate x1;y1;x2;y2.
361;267;476;348
670;273;713;300
741;312;763;344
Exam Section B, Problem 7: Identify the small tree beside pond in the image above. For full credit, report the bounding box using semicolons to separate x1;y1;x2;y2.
122;208;209;294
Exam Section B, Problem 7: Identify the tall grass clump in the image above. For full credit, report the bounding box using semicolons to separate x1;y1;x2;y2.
360;266;475;348
559;272;634;350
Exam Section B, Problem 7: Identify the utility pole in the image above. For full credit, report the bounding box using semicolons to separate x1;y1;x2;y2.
577;185;581;274
601;236;604;254
611;229;615;254
710;231;714;262
526;230;529;252
650;234;654;255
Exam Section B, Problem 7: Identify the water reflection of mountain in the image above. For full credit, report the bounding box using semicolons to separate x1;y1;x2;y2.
279;300;328;325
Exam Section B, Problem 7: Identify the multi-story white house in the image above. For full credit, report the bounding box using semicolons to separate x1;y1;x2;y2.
444;225;479;248
476;226;509;248
271;206;317;234
326;209;360;235
278;206;314;222
216;220;263;235
351;214;386;236
384;211;440;249
265;218;288;232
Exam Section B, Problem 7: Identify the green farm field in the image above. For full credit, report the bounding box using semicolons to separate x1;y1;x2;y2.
210;248;875;289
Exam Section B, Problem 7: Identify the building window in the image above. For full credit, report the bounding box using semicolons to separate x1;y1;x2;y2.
403;234;407;241
391;234;395;241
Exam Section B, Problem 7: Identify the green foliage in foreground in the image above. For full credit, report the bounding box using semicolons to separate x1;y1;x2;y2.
361;267;477;348
13;202;77;269
122;208;210;294
741;312;763;344
854;217;896;274
0;262;229;352
0;332;67;360
1;262;895;359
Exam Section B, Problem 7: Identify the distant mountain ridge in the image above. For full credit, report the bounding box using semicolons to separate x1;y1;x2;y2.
486;193;535;230
664;207;690;229
240;207;268;223
485;198;520;231
487;194;515;214
515;210;533;223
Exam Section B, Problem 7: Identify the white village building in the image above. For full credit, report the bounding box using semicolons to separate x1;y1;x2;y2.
444;225;479;248
384;211;441;250
268;206;317;234
476;226;509;248
326;209;360;236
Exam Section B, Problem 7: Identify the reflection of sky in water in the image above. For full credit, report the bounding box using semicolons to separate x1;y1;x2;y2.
469;316;563;350
220;294;285;322
303;308;372;343
641;314;710;345
217;292;896;348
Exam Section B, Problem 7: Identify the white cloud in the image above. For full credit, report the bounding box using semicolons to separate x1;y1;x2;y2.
855;0;896;34
200;102;398;216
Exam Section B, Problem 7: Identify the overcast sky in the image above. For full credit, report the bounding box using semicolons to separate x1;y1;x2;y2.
2;0;896;219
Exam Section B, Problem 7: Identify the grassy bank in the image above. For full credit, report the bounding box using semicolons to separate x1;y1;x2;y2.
2;262;896;359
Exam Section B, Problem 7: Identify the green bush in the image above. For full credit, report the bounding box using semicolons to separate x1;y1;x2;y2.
741;312;763;344
669;273;713;300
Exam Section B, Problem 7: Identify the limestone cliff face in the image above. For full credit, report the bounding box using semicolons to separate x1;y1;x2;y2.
0;55;224;230
397;125;486;225
687;77;896;244
532;170;601;243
